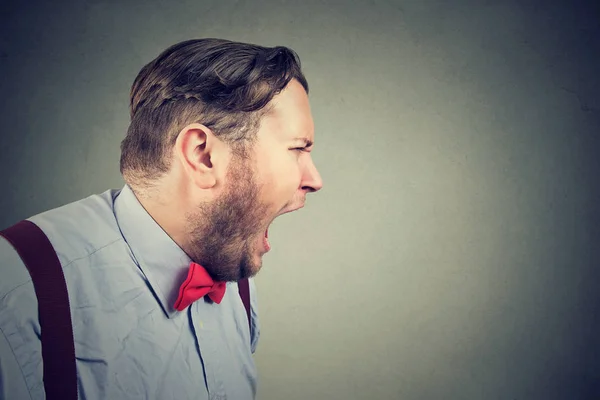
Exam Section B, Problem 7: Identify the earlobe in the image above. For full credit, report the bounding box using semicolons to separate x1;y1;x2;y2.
174;123;218;189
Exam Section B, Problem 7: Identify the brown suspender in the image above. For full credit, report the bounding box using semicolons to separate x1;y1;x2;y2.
0;219;252;400
1;220;78;400
238;277;252;337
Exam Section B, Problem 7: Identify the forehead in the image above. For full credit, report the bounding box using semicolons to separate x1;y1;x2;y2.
258;79;314;142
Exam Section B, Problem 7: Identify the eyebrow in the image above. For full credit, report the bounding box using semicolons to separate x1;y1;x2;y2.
291;137;314;147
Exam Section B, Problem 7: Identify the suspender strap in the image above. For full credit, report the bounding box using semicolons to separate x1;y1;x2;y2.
237;278;252;337
0;220;78;400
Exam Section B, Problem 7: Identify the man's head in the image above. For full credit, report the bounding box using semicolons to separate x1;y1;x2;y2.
120;38;323;281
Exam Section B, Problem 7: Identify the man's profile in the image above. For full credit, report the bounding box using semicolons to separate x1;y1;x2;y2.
0;38;323;400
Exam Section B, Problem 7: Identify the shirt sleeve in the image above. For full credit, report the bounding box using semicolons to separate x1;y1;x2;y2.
0;328;31;400
0;236;36;400
248;277;260;354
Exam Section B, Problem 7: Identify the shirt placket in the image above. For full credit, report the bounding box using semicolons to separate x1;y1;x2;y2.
191;300;227;400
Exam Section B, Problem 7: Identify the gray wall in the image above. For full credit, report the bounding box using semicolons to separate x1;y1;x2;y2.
1;1;598;399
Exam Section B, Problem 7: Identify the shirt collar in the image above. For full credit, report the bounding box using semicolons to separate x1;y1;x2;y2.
113;184;190;318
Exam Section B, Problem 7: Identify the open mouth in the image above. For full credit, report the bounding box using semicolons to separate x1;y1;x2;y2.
261;203;304;253
263;228;270;251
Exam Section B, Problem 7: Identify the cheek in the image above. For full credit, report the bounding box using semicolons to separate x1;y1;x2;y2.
277;166;301;196
265;157;302;202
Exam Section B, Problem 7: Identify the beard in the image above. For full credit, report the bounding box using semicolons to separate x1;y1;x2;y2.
184;153;272;282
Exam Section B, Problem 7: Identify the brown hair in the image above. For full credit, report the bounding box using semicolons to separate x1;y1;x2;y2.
119;38;308;188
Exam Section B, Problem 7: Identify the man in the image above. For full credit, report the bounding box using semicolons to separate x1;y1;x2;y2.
0;38;323;400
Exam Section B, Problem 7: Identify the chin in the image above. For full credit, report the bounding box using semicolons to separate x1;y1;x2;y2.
236;251;263;281
247;257;263;278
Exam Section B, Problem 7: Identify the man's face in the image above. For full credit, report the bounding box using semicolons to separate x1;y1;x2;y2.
188;79;323;282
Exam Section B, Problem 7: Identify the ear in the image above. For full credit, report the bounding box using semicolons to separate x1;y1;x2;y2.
174;123;226;189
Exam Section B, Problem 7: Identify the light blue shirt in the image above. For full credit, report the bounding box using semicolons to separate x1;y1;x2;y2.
0;185;260;400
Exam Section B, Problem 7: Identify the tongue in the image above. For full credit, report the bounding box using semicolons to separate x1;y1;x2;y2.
263;230;271;251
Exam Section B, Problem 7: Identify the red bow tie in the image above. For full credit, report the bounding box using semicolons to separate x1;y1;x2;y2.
174;262;227;311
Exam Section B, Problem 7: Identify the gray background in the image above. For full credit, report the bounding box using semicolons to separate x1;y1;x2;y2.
1;0;598;399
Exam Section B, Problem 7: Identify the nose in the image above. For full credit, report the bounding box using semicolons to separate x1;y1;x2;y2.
302;156;323;193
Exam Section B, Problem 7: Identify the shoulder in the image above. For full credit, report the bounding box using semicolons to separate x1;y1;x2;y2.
0;188;125;299
28;188;123;267
0;236;32;298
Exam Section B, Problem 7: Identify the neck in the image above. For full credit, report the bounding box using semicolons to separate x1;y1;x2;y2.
130;181;191;253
